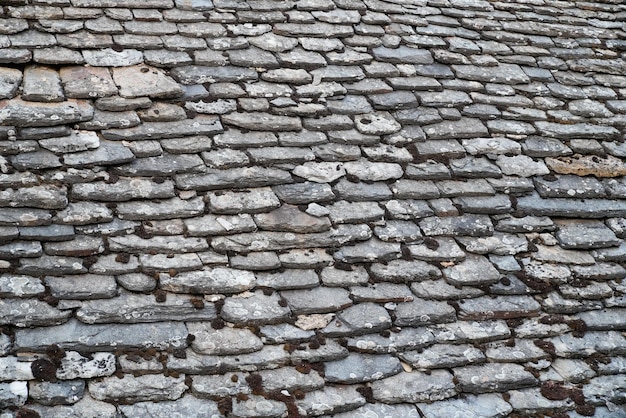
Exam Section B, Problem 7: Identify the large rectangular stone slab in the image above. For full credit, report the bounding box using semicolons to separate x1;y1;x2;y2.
211;224;371;252
0;98;93;127
518;193;626;218
102;116;222;140
15;319;187;351
452;63;530;84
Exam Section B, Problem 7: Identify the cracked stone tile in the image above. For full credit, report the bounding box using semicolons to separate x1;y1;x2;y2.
323;302;392;336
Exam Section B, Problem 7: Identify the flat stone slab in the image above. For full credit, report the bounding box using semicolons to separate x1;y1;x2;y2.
452;63;530;84
371;370;457;403
454;363;537;393
102;116;223;140
60;66;118;99
444;254;501;286
187;323;262;355
324;353;402;383
113;65;183;99
417;393;513;418
14;319;188;351
0;98;93;127
282;286;352;314
0;68;22;99
22;65;64;102
89;374;187;403
76;291;216;324
222;112;302;131
119;395;221;418
160;267;255;294
221;290;291;325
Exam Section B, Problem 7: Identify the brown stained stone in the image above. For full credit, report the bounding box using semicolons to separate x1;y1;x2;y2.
59;66;118;99
253;204;331;233
546;155;626;178
112;65;183;99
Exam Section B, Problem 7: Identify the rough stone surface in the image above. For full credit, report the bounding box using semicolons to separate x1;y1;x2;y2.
2;1;626;414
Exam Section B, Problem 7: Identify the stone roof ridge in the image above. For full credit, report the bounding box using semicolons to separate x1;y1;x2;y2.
0;0;625;417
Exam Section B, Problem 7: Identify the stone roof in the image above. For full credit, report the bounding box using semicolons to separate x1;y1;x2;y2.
1;0;626;416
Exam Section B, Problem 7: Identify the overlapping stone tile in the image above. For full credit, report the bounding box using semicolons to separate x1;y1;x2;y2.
2;0;626;414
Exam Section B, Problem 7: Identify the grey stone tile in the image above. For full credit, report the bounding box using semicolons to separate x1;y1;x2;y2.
297;386;366;417
323;302;392;336
256;269;319;290
555;220;620;249
371;370;457;403
160;267;255;294
400;343;485;369
45;274;116;300
325;353;401;384
394;298;456;326
76;290;215;324
282;286;351;315
222;290;290;325
455;363;537;394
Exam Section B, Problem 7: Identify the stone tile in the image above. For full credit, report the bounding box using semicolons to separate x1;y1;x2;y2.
555;220;620;249
323;302;392;336
420;214;494;237
0;297;70;327
458;295;541;320
255;267;319;289
112;64;182;99
297;386;366;417
222;290;291;324
0;98;93;127
401;343;485;369
119;395;221;418
395;298;456;326
417;394;512;418
188;323;262;355
455;363;537;394
346;326;435;354
371;370;457;403
89;374;187;403
76;290;216;324
325;353;402;384
45;274;116;300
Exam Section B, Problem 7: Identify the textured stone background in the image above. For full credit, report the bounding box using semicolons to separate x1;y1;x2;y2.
0;0;626;416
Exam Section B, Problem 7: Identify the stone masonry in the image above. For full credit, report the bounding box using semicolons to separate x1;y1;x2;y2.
0;0;626;417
